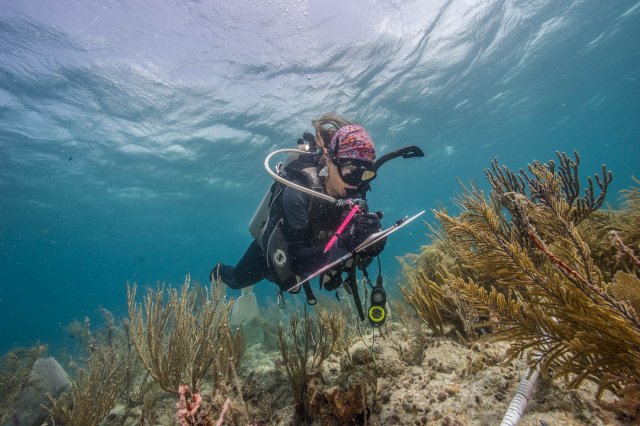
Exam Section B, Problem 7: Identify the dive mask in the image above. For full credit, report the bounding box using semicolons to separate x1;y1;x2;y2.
336;159;376;186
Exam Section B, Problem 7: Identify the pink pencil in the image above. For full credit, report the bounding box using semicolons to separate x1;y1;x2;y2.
324;203;360;253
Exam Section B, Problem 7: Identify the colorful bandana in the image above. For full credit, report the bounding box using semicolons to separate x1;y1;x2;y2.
329;125;376;164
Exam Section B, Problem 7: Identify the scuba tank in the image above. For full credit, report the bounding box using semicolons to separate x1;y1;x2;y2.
248;189;273;239
248;133;318;239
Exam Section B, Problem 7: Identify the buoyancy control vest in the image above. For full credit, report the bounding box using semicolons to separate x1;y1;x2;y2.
256;152;339;293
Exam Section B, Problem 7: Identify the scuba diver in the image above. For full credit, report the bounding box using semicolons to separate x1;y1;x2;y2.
211;113;424;326
211;114;382;317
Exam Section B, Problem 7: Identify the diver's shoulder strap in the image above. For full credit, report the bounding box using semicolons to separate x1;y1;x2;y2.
283;156;323;194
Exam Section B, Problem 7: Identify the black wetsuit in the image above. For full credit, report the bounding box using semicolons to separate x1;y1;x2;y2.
216;175;360;290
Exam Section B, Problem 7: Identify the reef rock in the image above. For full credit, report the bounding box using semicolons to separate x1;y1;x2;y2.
3;357;71;426
324;383;368;423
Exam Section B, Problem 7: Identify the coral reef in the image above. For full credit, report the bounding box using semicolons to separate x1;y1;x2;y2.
234;320;620;425
402;151;640;421
277;307;344;418
126;274;251;424
126;274;240;395
398;260;477;339
47;346;126;425
4;152;639;425
577;177;640;281
3;284;631;425
0;345;54;423
0;345;47;415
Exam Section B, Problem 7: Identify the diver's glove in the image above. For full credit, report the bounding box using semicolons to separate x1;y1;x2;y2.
320;269;342;291
320;247;354;290
342;212;385;254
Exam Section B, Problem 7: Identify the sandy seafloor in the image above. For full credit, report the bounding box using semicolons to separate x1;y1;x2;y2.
98;318;624;426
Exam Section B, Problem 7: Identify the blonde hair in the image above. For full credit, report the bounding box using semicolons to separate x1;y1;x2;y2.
311;113;352;148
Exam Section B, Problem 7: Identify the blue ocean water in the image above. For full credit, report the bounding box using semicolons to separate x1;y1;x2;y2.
0;0;638;355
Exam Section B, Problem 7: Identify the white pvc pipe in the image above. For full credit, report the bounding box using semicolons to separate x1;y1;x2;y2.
500;367;540;426
264;149;336;203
